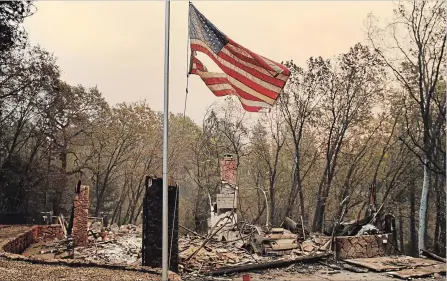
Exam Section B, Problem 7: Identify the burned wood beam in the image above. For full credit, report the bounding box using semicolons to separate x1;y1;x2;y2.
283;216;308;239
283;217;298;232
339;263;369;273
420;249;447;263
206;252;332;276
179;224;207;239
184;216;230;264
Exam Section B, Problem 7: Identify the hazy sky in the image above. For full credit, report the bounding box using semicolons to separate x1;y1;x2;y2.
24;1;395;124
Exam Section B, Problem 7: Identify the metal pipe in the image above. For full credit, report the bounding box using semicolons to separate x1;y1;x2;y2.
162;0;171;280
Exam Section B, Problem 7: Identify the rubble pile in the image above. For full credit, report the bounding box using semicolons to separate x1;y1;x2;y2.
294;235;331;255
178;233;333;274
179;235;268;272
74;223;142;265
76;234;142;265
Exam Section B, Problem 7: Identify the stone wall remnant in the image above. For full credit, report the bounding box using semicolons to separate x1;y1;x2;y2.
334;233;393;260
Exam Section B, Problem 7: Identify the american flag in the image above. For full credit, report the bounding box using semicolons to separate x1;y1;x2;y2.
188;3;290;112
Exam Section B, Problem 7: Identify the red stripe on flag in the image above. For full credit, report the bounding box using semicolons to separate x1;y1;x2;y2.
231;82;272;103
191;43;279;100
218;50;285;88
207;87;263;112
212;89;235;97
227;38;278;74
225;44;262;67
239;102;263;112
201;77;270;104
202;76;228;85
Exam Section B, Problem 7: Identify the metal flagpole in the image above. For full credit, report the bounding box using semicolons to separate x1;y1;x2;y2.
162;0;170;280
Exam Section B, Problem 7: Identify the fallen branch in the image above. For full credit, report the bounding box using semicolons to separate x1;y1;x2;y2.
221;230;254;243
318;261;340;270
339;262;369;273
206;252;332;276
420;249;446;263
300;216;306;239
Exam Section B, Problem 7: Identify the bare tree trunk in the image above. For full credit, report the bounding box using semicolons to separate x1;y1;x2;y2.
269;179;275;226
133;201;144;225
418;161;431;253
123;200;132;224
285;158;305;221
111;189;127;225
398;208;404;254
312;174;327;231
117;203;123;225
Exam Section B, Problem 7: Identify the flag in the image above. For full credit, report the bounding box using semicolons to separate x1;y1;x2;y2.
188;3;290;112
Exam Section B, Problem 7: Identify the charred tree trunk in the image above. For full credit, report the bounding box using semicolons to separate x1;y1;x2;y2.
313;174;327;232
398;209;404;253
285;155;305;221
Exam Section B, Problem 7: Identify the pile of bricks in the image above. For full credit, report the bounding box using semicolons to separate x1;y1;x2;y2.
72;185;89;247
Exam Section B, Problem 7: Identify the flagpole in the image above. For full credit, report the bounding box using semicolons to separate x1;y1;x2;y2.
162;0;170;280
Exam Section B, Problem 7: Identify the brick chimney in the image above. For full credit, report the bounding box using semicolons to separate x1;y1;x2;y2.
72;185;89;247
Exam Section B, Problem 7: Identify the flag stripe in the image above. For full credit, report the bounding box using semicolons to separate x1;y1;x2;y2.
228;39;291;76
199;72;273;104
225;43;264;68
219;50;286;87
224;45;289;81
227;38;279;74
191;39;280;100
202;76;229;85
191;59;271;111
188;3;290;112
212;84;270;108
198;68;275;104
199;44;281;94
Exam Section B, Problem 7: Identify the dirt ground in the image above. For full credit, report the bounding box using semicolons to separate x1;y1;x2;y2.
230;269;439;281
0;257;444;281
0;257;160;281
183;262;446;281
0;225;33;240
